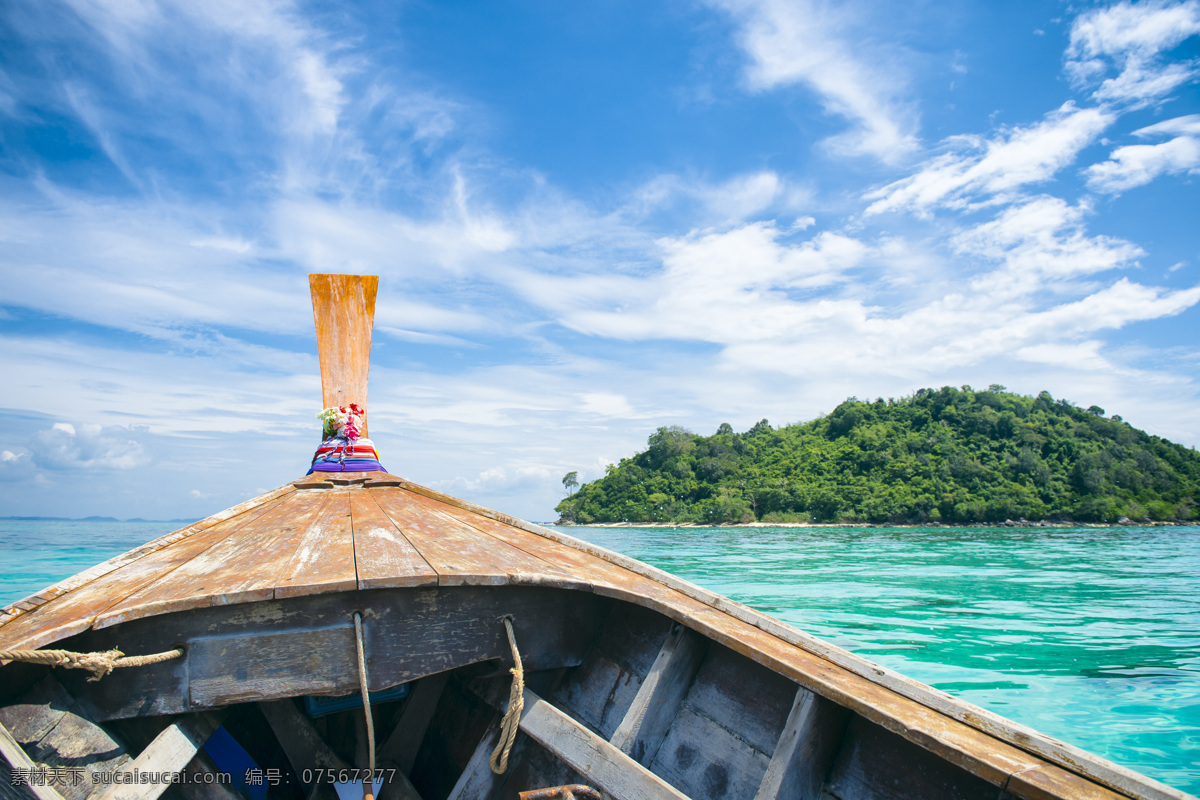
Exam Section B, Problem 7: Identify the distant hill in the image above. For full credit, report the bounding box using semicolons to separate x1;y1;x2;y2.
557;386;1200;525
0;516;194;523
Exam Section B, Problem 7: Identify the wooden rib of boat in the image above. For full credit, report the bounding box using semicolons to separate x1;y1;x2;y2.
0;275;1192;800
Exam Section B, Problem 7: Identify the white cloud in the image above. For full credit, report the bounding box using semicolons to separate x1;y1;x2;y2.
706;0;918;161
1086;114;1200;193
546;222;869;344
31;422;151;471
633;171;801;223
954;196;1144;296
190;237;254;254
1132;114;1200;137
1065;0;1200;106
865;103;1114;215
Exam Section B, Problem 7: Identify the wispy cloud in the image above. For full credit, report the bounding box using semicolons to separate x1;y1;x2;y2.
705;0;918;161
1065;0;1200;106
1086;114;1200;193
864;103;1114;215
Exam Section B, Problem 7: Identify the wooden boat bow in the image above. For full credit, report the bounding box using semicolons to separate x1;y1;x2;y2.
0;275;1193;800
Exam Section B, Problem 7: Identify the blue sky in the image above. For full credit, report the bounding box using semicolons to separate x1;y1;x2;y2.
1;0;1198;522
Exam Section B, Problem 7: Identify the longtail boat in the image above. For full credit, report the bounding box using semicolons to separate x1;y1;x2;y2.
0;275;1192;800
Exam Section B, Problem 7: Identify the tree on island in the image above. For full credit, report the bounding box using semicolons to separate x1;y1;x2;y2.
554;386;1200;526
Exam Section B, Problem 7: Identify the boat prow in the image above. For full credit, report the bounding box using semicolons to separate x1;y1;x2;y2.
1;276;1192;800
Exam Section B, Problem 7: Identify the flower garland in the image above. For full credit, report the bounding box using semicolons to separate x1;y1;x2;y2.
318;403;364;441
309;403;386;473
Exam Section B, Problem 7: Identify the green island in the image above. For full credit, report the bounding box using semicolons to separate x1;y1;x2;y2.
556;385;1200;525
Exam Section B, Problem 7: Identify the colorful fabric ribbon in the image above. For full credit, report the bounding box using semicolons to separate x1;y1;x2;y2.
309;436;387;472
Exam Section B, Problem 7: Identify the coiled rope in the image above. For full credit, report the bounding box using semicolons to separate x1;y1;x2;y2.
0;646;184;682
489;615;524;775
353;612;376;800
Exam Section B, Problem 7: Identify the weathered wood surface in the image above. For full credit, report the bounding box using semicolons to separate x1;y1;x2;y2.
259;699;344;800
62;587;604;720
754;688;848;800
823;714;1002;800
275;489;357;599
514;688;690;800
378;671;450;774
0;488;295;649
348;490;437;591
175;750;244;800
0;720;66;800
685;644;796;757
91;712;222;800
188;624;356;707
369;488;586;589
310;273;378;435
610;623;706;767
444;720;506;800
96;491;330;624
0;678;129;800
1007;765;1131;800
652;703;770;800
552;603;673;741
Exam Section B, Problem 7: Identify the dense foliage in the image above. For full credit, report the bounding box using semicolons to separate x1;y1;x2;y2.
556;386;1200;525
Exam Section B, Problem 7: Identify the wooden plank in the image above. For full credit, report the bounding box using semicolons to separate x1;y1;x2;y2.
369;488;587;589
275;489;357;599
0;678;73;747
175;749;243;800
15;707;129;800
0;491;293;649
551;652;644;741
95;490;331;625
444;720;505;800
69;586;603;720
91;712;223;800
610;623;706;767
649;704;769;800
648;705;768;800
0;721;66;800
682;644;796;757
753;687;848;800
0;485;296;647
377;671;450;774
1007;765;1130;800
310;273;378;435
293;472;375;489
824;714;999;800
553;603;673;741
349;490;437;591
259;700;345;800
514;688;690;800
188;625;356;706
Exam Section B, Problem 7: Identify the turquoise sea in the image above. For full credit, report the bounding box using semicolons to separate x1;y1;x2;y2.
2;520;1198;795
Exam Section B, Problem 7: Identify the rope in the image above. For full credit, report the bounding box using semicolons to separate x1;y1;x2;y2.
489;615;524;775
0;646;184;682
353;612;376;800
